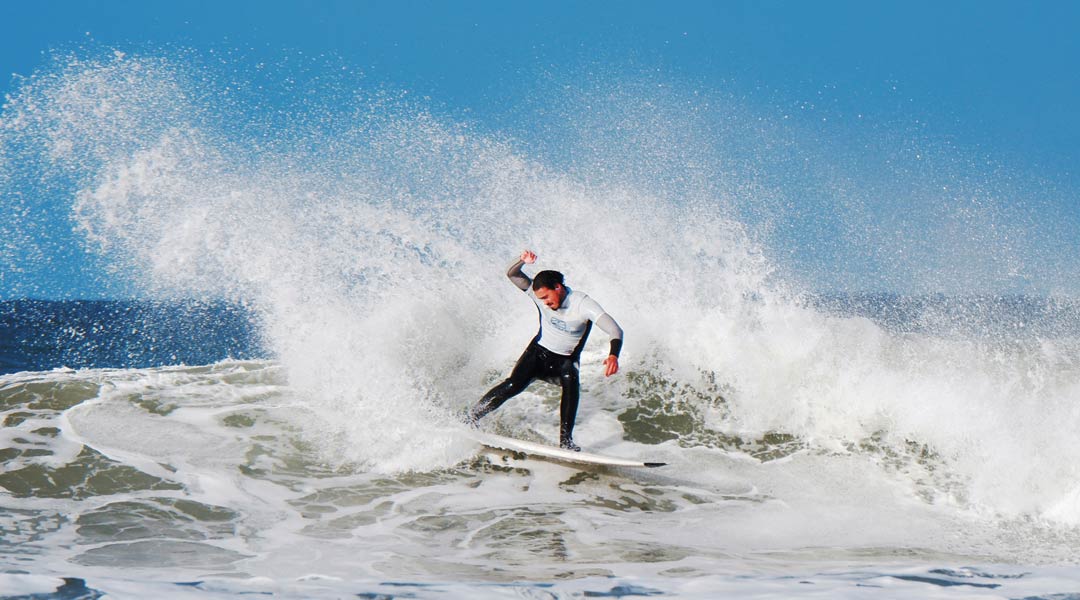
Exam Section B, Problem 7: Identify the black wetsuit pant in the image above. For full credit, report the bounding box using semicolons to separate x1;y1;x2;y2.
469;342;580;444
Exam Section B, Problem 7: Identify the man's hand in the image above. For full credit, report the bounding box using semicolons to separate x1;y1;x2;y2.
603;355;619;377
520;250;537;264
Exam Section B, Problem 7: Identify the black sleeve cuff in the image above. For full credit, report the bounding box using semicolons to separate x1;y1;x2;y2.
609;338;623;358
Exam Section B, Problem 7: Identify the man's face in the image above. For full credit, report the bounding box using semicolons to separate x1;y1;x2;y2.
534;285;564;310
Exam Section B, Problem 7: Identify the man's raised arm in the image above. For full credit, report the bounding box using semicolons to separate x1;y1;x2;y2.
506;249;536;291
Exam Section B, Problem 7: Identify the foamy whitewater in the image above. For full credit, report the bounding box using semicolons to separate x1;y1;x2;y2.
3;50;1080;598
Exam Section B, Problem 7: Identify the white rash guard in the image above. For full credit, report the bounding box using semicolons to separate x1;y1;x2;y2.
506;259;623;359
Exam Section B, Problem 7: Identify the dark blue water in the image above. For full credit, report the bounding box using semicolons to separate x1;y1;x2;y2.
811;293;1080;339
4;295;1077;378
0;300;266;375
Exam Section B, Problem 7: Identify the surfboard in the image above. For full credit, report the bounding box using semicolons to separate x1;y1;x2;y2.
473;431;666;468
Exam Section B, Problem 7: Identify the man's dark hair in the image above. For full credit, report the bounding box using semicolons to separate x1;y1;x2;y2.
532;270;564;291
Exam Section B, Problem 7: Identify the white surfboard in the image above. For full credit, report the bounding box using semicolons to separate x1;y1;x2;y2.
473;431;666;468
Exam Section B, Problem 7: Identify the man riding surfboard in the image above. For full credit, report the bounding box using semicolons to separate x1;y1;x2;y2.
467;250;624;451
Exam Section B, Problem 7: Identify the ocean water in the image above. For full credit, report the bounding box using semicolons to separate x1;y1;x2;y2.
3;50;1080;598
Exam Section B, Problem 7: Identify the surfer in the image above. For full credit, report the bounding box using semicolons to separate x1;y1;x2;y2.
467;250;623;451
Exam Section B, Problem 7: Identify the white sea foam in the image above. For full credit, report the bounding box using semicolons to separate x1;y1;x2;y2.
3;49;1080;593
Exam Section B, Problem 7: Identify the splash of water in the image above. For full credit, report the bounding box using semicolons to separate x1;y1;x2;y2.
4;49;1080;528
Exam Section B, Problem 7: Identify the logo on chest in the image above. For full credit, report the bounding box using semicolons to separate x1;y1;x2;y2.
548;316;586;334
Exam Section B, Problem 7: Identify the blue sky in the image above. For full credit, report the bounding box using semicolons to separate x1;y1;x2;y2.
5;0;1072;166
2;1;1079;297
